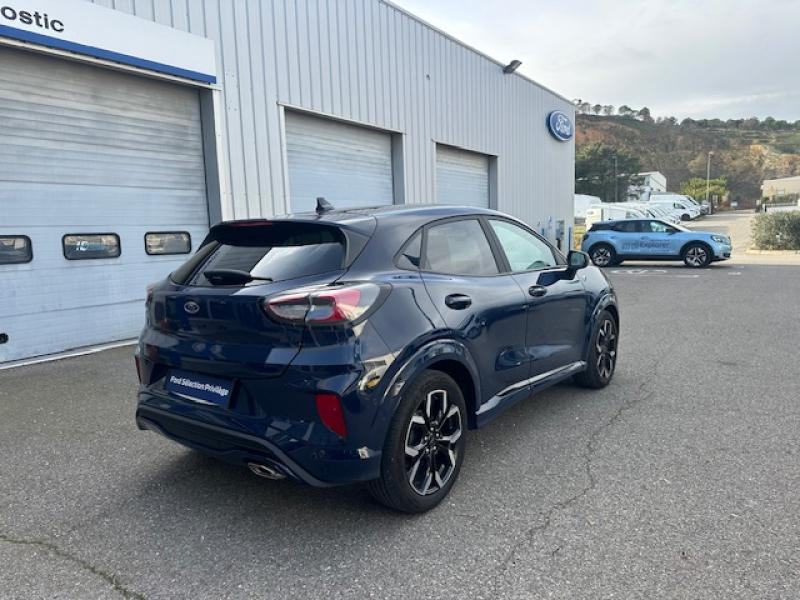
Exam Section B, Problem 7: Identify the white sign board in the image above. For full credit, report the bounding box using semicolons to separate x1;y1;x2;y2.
0;0;216;83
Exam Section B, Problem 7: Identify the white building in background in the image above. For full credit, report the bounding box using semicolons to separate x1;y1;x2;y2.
0;0;575;362
629;171;667;200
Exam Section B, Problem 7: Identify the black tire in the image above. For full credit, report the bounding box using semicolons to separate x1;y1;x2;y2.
574;310;618;389
367;370;466;513
682;242;712;268
680;213;691;221
588;243;616;268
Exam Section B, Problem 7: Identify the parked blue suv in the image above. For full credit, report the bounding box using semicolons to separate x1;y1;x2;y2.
135;204;619;512
582;219;732;268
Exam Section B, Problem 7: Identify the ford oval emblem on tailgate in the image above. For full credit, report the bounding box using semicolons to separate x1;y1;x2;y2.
184;301;200;315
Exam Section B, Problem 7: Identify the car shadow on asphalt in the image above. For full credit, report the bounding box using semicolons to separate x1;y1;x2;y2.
131;379;611;527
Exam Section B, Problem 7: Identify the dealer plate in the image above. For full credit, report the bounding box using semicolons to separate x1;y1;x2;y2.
165;370;233;407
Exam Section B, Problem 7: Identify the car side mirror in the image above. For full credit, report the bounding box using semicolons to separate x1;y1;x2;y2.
567;250;589;270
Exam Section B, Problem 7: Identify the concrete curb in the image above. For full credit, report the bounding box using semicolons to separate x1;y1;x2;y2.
745;247;800;255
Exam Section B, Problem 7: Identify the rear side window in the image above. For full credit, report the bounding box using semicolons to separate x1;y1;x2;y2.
396;231;422;270
145;232;191;255
424;219;499;276
0;235;32;264
183;223;346;286
612;221;639;233
63;234;120;260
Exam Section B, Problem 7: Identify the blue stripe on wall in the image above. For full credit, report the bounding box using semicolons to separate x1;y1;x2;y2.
0;24;216;84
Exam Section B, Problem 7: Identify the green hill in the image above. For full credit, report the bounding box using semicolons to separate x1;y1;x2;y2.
576;114;800;206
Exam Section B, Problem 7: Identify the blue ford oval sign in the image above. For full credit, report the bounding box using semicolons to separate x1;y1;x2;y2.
547;111;574;142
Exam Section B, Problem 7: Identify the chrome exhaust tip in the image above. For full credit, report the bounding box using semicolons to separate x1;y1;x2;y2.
247;462;287;481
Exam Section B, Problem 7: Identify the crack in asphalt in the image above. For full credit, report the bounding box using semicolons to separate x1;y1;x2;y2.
491;347;672;594
0;532;146;600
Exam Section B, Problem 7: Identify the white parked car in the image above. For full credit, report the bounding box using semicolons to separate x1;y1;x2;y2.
622;202;681;225
585;203;647;228
681;195;711;215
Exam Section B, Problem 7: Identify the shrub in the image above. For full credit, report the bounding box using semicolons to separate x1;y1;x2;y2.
752;212;800;250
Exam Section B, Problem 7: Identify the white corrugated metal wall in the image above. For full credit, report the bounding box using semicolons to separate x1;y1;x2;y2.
285;111;395;212
89;0;574;235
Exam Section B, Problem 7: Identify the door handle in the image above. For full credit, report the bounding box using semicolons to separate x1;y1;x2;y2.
444;294;472;310
528;285;547;297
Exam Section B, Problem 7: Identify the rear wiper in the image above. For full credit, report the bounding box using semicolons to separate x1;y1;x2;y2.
203;269;273;286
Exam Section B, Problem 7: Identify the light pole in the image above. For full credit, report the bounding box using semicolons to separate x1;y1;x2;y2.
706;151;714;214
614;154;618;203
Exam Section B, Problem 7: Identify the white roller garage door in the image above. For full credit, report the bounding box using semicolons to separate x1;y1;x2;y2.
286;112;394;213
0;47;209;363
436;145;490;208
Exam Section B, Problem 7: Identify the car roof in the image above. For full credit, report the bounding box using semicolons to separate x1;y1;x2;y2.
217;204;508;233
286;203;502;221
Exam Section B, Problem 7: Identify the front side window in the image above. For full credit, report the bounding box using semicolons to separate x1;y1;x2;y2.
0;235;32;264
145;232;192;255
489;219;556;272
647;220;677;234
63;234;120;260
424;219;499;276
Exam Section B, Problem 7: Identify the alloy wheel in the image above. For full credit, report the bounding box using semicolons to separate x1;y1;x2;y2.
404;389;462;496
595;319;617;380
592;247;612;267
685;246;708;267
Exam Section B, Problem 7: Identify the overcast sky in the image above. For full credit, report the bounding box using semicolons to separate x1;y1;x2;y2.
392;0;800;121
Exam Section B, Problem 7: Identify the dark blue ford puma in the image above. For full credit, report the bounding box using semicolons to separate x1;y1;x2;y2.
135;203;619;512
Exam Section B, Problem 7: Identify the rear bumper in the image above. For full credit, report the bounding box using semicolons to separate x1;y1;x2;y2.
136;399;382;486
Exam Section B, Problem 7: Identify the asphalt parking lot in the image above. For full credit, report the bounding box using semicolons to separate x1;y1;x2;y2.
2;257;800;598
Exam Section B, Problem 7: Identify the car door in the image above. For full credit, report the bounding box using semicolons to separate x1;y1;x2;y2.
485;218;588;380
638;219;678;256
419;218;530;405
610;220;641;256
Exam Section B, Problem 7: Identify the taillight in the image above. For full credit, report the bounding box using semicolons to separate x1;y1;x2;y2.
315;393;347;437
263;283;383;325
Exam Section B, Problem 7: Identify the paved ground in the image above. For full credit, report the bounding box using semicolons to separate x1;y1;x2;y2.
2;248;799;598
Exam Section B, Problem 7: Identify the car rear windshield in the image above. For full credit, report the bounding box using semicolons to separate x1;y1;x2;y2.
171;222;346;286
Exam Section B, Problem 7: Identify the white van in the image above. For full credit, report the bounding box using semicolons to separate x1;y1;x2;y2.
574;194;602;221
648;195;701;221
585;203;647;228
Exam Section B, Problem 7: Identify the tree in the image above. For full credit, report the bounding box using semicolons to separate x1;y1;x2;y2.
637;107;653;123
681;177;727;202
592;104;603;115
602;105;615;116
618;105;634;118
575;143;643;203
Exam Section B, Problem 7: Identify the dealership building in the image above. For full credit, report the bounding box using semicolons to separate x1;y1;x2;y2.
0;0;575;363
